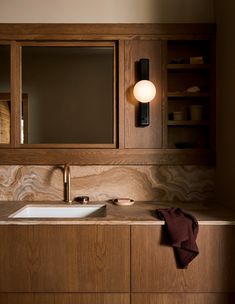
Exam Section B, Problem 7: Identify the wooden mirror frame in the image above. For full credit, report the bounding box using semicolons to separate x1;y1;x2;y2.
0;23;215;165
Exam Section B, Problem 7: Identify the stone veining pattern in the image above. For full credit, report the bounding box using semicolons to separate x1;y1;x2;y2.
0;165;215;202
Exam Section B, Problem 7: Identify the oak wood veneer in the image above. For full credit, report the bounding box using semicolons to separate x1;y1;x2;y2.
131;225;235;292
0;293;130;304
0;225;130;292
0;148;214;165
0;220;235;304
132;293;235;304
0;23;216;40
0;23;215;165
124;40;162;149
10;41;21;147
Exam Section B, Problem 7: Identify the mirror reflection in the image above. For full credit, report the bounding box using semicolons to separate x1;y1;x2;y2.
0;45;10;144
22;45;115;145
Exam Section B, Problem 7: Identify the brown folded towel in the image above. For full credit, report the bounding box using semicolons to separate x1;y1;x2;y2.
156;207;199;268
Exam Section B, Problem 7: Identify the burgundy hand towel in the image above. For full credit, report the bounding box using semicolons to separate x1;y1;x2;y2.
156;207;199;268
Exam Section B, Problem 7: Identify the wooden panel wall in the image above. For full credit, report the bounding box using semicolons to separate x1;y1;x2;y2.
124;40;162;148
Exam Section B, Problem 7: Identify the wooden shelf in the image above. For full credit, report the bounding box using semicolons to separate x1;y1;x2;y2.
168;120;210;126
167;38;214;153
167;63;210;70
168;92;209;98
0;24;216;165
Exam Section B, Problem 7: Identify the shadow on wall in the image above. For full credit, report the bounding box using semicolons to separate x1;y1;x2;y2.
214;0;235;210
154;0;215;23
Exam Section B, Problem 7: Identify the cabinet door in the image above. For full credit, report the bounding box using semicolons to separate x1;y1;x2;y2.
0;225;130;292
0;293;130;304
131;225;235;292
132;293;235;304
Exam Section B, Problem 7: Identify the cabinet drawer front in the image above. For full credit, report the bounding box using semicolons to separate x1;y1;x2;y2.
0;225;130;292
131;225;235;292
132;293;235;304
0;293;130;304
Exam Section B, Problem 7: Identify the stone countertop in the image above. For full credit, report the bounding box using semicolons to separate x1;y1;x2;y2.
0;201;235;225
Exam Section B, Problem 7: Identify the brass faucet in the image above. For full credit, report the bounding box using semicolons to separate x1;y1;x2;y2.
63;164;72;203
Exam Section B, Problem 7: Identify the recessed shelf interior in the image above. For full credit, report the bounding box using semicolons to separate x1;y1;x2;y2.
167;39;213;150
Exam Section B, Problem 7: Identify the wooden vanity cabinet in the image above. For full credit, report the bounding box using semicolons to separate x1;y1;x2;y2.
132;293;235;304
0;293;130;304
0;225;130;293
131;225;235;304
1;223;235;303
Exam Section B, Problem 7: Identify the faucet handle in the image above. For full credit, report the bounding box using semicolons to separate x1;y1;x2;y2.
74;196;90;204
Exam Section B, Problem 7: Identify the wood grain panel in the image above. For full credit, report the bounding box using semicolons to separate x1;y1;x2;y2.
0;225;130;292
161;41;168;149
131;225;235;292
124;40;162;149
0;148;215;165
0;293;129;304
0;23;216;165
118;40;125;149
0;23;216;40
132;293;235;304
10;41;21;146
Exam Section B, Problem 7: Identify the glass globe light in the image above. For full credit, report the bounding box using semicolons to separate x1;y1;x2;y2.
133;80;156;103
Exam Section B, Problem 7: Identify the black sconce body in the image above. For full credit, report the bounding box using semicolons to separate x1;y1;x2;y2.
139;101;150;127
137;58;150;127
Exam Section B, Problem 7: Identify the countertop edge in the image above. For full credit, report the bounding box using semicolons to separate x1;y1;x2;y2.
1;220;235;225
1;201;235;225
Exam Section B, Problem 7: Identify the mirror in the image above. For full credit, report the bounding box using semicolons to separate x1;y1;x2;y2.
0;45;11;144
21;43;115;146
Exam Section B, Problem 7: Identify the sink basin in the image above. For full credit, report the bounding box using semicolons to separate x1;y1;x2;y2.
9;204;106;219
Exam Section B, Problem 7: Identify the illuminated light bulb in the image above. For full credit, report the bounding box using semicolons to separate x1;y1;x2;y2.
133;80;156;103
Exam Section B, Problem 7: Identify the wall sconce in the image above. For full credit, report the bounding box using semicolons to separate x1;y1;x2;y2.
133;59;156;127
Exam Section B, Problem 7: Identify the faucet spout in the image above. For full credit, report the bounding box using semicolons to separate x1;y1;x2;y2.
63;164;72;203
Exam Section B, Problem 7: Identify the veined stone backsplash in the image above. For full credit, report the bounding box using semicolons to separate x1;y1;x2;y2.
0;165;215;202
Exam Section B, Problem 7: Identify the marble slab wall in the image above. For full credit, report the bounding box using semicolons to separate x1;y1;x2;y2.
0;165;215;202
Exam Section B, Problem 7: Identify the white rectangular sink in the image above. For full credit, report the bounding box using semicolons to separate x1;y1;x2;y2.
9;204;106;219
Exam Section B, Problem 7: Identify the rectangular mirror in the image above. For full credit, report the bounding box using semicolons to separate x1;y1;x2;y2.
21;43;115;146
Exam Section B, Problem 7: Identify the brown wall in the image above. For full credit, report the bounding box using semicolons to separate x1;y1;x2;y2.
215;0;235;209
